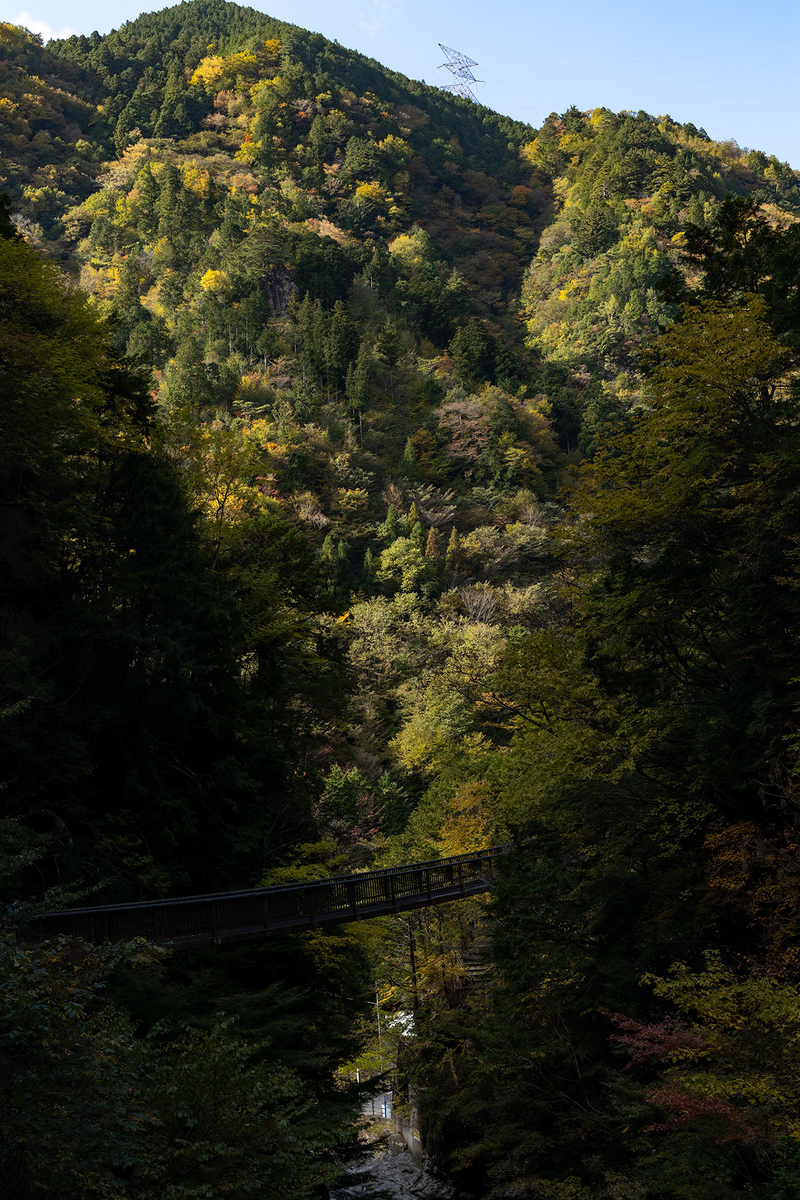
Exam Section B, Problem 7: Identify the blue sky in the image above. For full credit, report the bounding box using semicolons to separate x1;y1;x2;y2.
12;0;800;167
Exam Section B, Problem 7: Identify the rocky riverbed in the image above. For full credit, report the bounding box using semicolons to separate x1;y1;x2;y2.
331;1126;468;1200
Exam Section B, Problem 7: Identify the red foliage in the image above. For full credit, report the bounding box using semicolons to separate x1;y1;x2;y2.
645;1086;763;1146
610;1013;706;1065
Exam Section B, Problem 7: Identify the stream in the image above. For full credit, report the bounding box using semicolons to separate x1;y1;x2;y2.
331;1118;469;1200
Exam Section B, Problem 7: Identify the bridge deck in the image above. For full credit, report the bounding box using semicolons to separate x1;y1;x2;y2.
19;847;504;950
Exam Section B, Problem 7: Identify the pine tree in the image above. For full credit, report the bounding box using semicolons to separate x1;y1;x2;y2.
345;341;370;440
686;192;706;228
425;527;441;561
377;317;401;399
156;161;181;239
445;527;462;571
382;505;399;542
324;301;358;398
400;438;418;480
136;163;158;238
376;318;401;367
450;319;495;388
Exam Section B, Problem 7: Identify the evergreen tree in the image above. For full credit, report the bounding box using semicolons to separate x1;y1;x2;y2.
345;340;370;439
572;199;618;257
376;317;401;368
400;437;418;480
425;526;441;561
445;527;462;571
450;319;495;388
136;162;158;238
382;504;400;542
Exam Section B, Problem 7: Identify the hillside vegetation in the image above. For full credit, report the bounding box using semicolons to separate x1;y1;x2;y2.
4;2;800;1196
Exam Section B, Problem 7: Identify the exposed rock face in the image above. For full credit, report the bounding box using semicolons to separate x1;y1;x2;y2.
259;263;298;314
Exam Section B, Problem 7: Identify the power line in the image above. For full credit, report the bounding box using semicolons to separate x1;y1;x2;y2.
502;69;799;89
481;47;785;69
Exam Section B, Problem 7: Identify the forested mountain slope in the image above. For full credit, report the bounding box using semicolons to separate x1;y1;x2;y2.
5;2;800;1197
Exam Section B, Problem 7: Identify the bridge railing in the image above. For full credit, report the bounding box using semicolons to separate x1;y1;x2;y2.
19;846;505;947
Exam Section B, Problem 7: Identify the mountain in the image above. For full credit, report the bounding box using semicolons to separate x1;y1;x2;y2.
5;2;799;461
5;6;800;1198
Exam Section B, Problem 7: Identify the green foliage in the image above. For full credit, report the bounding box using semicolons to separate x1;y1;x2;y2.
0;932;161;1197
131;1018;340;1200
10;10;800;1196
0;932;353;1199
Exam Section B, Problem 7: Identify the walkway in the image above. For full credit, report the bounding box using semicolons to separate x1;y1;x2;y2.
22;847;504;950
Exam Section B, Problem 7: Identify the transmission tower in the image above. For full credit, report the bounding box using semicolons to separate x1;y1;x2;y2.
438;44;482;103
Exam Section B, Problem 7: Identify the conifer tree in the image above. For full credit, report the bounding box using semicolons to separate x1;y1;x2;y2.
321;532;336;564
136;162;158;238
376;318;401;367
445;527;462;571
686;192;706;227
324;301;358;398
377;317;401;399
156;161;181;238
345;341;370;440
382;504;399;542
425;526;441;561
400;438;418;479
450;319;495;388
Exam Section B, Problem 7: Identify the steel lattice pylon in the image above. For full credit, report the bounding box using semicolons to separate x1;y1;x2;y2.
438;43;482;103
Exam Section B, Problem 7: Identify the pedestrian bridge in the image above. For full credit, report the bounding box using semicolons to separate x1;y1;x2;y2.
23;846;504;950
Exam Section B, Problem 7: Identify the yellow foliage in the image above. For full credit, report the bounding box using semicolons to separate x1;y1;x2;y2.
389;229;428;267
262;38;281;59
234;120;261;163
521;139;538;166
250;77;280;100
190;55;225;87
378;133;412;163
199;269;230;293
140;283;163;317
559;131;591;155
0;22;39;50
333;487;370;513
225;51;257;76
352;181;381;203
437;782;490;857
182;166;211;197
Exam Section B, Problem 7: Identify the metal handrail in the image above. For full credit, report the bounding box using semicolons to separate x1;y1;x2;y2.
18;845;507;949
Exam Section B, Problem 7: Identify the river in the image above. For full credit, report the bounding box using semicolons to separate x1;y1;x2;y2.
331;1117;468;1200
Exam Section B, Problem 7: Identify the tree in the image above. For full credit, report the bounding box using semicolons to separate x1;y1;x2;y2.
450;319;495;388
572;199;618;257
425;526;442;562
400;437;419;479
401;297;800;1197
376;317;401;368
0;931;161;1198
0;191;20;240
445;527;462;571
345;340;370;439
